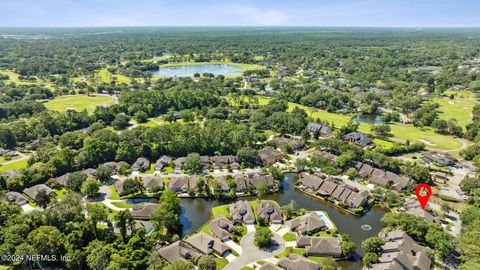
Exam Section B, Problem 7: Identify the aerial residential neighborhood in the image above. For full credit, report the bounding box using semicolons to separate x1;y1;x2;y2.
0;1;480;270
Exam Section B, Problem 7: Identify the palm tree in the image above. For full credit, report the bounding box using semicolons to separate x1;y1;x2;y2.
114;210;134;242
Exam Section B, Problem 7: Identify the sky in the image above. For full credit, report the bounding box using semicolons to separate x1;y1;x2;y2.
1;0;479;27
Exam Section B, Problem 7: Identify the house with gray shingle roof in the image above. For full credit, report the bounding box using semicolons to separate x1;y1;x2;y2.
307;122;332;137
132;157;150;172
142;175;164;192
285;212;326;235
278;254;321;270
5;191;27;205
129;204;158;219
209;216;235;241
369;230;431;270
229;200;255;225
257;201;283;224
296;236;342;257
343;132;372;148
233;174;247;193
155;155;172;171
298;173;324;192
168;176;190;193
23;184;55;201
185;232;230;256
156;241;200;264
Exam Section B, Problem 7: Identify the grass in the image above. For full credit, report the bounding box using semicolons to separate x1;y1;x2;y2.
163;166;174;173
0;158;29;172
216;257;229;270
240;268;254;270
282;232;297;241
54;188;67;199
433;90;478;128
0;155;21;163
111;201;133;209
108;185;121;200
211;204;230;217
225;94;467;151
140;164;155;174
44;95;115;113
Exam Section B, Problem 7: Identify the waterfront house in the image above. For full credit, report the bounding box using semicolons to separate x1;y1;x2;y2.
245;173;275;189
168;176;190;193
214;175;231;192
233;174;247;193
345;190;370;208
317;179;338;196
298;173;324;192
130;204;158;219
186;232;230;256
296;237;342;257
142;175;164;192
209;216;235;241
285;212;326;235
257;201;283;224
229;200;255;224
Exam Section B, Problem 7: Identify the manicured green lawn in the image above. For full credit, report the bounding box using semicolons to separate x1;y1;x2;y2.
108;185;120;200
111;201;133;209
212;204;229;217
140;164;155;174
433;90;477;128
45;95;115;113
282;232;297;241
216;257;229;270
226;95;467;151
240;267;254;270
0;158;29;172
54;188;67;199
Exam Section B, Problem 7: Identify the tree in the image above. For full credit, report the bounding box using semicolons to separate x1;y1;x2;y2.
35;190;51;208
197;255;216;270
169;260;194;270
182;153;203;174
66;171;88;192
460;177;480;194
112;114;130;130
237;147;261;167
28;226;65;263
254;227;273;248
340;234;356;258
256;183;269;199
0;127;16;148
361;237;385;254
346;167;358;179
151;190;182;233
96;164;114;182
81;178;101;198
371;124;392;137
122;177;144;195
135;111;148;123
114;210;134;242
87;203;107;236
363;252;379;266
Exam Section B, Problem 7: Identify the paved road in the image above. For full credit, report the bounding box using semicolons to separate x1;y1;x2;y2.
223;231;285;270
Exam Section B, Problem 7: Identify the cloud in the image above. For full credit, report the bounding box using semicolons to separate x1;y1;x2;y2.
226;4;289;25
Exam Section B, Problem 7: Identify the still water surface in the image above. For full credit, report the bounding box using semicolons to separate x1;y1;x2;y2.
154;64;241;77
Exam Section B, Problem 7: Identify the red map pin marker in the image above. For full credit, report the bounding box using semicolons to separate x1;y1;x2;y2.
415;183;432;209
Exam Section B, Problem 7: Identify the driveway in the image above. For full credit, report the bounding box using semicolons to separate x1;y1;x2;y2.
223;231;285;270
225;240;242;255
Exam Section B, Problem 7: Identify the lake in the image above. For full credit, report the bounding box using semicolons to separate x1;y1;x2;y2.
154;64;242;77
352;114;384;124
179;173;388;270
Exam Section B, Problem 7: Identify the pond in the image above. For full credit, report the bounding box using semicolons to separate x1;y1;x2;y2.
352;114;384;124
153;64;242;77
179;173;389;270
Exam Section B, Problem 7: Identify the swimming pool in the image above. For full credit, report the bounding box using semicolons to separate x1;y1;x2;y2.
316;211;335;229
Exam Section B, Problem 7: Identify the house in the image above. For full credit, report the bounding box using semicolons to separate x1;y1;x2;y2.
357;163;374;178
143;175;164;192
156;241;200;264
185;232;230;256
23;184;55;201
285;212;326;235
298;173;324;192
47;173;69;187
132;157;150;172
314;150;338;162
155;155;172;171
168;176;190;193
210;155;238;170
82;168;98;178
229;200;255;224
4;191;27;205
296;237;342;257
259;263;280;270
439;187;464;202
200;156;211;170
209;216;235;241
278;254;321;270
273;137;305;150
102;162;119;173
2;170;20;180
114;180;125;195
423;152;457;167
398;198;438;223
307;122;333;137
431;172;449;184
214;175;231;192
174;157;186;171
369;230;431;270
317;179;338;196
233;174;247;193
245;173;275;189
257;201;283;224
385;172;411;192
343;132;372;148
345;190;370;208
368;169;389;187
129;204;158;219
258;147;283;165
